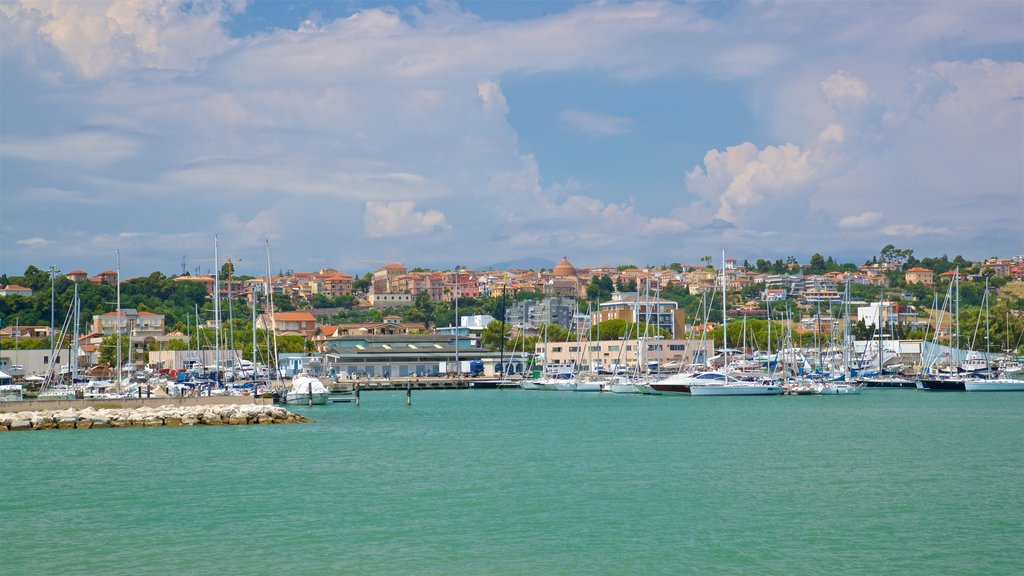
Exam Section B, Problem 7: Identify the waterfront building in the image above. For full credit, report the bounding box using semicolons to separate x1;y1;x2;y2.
536;338;713;372
323;333;528;378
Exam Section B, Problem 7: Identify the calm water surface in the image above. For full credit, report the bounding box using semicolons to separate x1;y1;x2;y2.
2;389;1021;575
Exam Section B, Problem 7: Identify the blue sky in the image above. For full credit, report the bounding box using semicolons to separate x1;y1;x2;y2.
1;0;1022;278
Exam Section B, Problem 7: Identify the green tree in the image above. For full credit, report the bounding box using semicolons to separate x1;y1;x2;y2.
481;320;512;351
99;334;130;366
808;253;826;274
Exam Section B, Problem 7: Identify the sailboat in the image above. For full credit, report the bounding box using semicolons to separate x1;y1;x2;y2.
964;280;1024;392
918;269;967;391
819;280;862;395
690;251;783;397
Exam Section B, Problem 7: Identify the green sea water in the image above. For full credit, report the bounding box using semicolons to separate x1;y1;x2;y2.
2;389;1022;575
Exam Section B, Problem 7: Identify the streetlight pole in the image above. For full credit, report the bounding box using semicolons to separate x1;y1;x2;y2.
48;265;60;367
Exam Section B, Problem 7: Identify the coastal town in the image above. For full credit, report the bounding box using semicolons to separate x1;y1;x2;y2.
1;248;1022;400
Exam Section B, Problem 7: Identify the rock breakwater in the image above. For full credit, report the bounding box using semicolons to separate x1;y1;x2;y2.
0;404;311;431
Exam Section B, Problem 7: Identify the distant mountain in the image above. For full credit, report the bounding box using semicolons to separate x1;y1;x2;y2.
480;256;557;271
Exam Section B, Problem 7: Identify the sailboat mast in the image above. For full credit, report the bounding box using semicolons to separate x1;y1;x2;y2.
116;249;122;394
265;239;281;387
73;282;80;382
955;268;961;362
498;274;507;377
214;235;221;387
721;250;728;374
984;278;991;373
252;288;258;384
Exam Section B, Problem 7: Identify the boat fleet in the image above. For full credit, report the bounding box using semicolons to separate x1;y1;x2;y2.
512;257;1024;396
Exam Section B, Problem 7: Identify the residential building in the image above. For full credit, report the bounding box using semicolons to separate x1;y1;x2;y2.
594;292;683;337
256;311;317;337
762;288;788;302
65;269;89;282
0;325;52;339
367;292;414;307
311;325;340;353
980;258;1012;277
91;309;165;337
334;319;428;337
0;285;33;297
506;297;577;331
904;267;935;287
372;263;407;294
174;275;216;295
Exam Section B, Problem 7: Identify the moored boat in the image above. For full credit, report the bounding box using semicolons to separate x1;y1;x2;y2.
963;378;1024;392
916;377;966;391
286;373;330;405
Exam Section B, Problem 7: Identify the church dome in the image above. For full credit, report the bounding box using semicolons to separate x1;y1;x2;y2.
552;255;577;276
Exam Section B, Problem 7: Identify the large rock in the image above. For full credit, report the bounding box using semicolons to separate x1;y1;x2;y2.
10;420;31;431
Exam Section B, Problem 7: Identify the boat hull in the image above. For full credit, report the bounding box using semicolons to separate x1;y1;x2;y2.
916;379;965;391
649;383;691;395
690;384;783;396
285;391;330;405
820;384;861;395
964;379;1024;392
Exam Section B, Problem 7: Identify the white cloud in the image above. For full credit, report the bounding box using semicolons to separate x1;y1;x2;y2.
838;211;884;229
16;237;50;247
0;1;1019;274
0;0;239;80
686;141;816;223
821;71;871;109
477;80;508;114
364;201;450;238
1;132;139;166
558;109;634;137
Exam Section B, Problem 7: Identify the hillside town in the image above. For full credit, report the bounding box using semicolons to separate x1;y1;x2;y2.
1;250;1023;397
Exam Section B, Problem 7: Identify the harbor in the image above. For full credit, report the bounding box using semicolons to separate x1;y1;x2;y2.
1;388;1020;575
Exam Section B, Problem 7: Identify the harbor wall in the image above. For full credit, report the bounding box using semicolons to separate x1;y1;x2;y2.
1;395;272;413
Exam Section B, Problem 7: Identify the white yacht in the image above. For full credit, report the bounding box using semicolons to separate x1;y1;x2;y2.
963;378;1024;392
286;373;330;405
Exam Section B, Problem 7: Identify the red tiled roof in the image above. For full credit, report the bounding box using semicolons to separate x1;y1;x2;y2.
272;312;316;321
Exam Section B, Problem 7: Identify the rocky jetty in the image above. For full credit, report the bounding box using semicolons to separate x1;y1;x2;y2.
0;404;311;431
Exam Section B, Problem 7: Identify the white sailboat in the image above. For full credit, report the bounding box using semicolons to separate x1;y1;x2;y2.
690;251;782;397
964;281;1024;392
